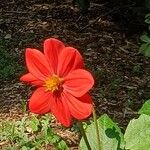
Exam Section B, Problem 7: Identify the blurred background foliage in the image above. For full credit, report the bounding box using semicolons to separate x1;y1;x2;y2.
0;39;23;81
140;13;150;57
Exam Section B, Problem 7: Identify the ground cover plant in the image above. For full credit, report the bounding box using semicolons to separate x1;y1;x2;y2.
0;0;150;149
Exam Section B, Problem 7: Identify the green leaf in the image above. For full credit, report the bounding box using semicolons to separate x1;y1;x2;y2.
140;35;150;43
30;148;36;150
51;135;61;143
21;146;28;150
56;140;69;150
124;114;150;150
30;115;40;132
144;45;150;57
145;13;150;24
139;43;148;52
139;100;150;116
140;43;150;57
79;114;124;150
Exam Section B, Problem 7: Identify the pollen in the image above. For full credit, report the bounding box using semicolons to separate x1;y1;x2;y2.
44;75;63;92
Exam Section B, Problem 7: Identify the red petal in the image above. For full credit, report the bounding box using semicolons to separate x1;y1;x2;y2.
57;47;84;77
44;38;65;74
29;87;51;114
26;48;51;80
63;69;94;97
63;92;93;120
50;95;72;127
20;73;43;86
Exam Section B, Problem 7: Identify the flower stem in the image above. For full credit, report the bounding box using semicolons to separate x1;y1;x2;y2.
78;121;91;150
93;106;101;150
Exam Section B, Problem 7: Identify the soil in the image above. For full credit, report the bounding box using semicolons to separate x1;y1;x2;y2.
0;0;150;149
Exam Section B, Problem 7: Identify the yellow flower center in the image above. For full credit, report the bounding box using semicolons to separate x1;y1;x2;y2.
44;75;63;92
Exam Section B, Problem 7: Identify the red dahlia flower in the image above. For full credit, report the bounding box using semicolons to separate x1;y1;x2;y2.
20;38;94;127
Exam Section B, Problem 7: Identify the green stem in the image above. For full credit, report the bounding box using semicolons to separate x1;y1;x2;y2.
78;121;91;150
93;106;101;150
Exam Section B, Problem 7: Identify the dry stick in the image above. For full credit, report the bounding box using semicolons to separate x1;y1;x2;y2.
79;2;136;32
79;7;119;32
90;2;109;7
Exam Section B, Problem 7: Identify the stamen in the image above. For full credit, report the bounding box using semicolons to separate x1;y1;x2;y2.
44;75;63;92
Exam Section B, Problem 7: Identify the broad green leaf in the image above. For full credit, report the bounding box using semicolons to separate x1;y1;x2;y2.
140;43;150;57
140;43;148;52
139;100;150;115
124;114;150;150
140;35;150;43
144;44;150;57
79;114;124;150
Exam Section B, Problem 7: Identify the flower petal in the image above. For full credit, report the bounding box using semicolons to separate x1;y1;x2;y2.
29;87;51;114
63;69;94;97
63;92;93;120
26;48;51;80
57;47;84;77
20;73;43;86
50;95;72;127
44;38;65;74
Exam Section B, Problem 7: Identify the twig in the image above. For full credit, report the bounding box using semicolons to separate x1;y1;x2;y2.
90;2;109;7
119;47;130;54
79;3;135;32
79;7;119;32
